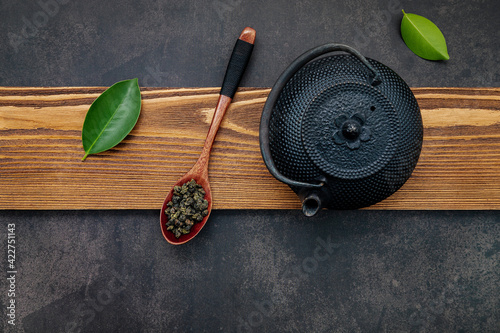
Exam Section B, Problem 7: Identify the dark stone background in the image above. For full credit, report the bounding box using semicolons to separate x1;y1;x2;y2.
1;0;499;332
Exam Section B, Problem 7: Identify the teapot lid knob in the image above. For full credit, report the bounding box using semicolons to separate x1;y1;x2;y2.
341;119;361;140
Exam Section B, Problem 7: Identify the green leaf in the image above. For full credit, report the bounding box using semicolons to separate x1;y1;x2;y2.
81;78;141;161
401;10;449;61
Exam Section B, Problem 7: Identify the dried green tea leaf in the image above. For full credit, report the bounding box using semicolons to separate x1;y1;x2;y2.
164;179;207;238
401;10;449;61
81;78;141;161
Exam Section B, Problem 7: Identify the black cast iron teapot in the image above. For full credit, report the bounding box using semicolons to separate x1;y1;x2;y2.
260;44;423;216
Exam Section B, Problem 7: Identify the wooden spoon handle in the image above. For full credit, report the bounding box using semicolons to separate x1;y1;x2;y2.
220;27;256;99
195;27;256;174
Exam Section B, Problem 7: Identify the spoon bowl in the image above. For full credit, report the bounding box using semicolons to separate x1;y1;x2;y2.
160;162;212;245
160;27;255;245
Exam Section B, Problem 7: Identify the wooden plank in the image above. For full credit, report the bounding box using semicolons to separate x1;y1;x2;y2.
0;87;499;210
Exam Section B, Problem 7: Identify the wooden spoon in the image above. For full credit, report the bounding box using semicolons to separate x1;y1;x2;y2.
160;27;256;245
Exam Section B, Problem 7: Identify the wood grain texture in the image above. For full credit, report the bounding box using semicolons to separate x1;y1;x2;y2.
1;87;499;210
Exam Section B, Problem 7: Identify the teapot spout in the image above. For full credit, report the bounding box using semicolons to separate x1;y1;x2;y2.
301;192;323;217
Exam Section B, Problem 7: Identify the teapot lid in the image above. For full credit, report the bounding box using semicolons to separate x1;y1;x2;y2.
301;81;399;179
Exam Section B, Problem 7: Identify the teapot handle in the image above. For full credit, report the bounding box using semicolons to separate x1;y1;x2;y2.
260;43;381;190
283;43;381;87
